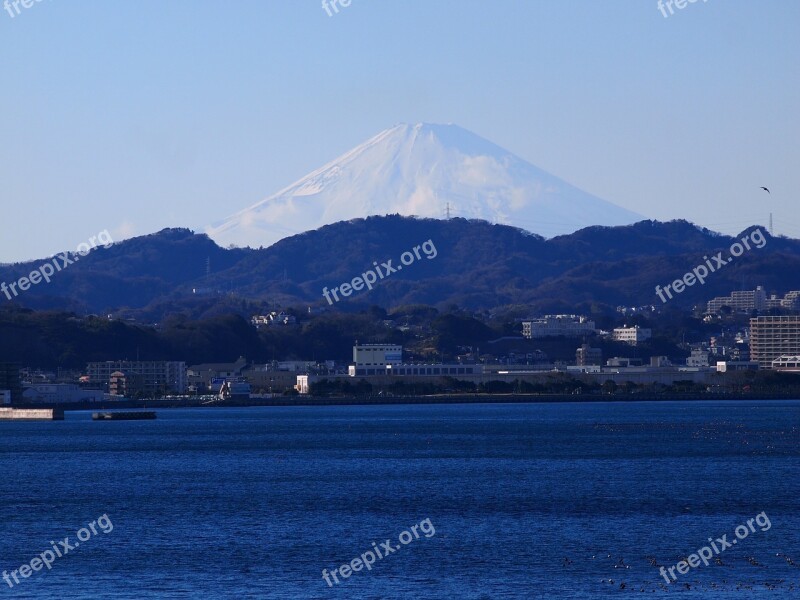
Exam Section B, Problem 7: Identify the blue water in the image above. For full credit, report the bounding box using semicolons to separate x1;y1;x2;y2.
1;401;799;599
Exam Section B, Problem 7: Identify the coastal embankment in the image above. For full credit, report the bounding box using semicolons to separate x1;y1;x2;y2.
4;391;798;413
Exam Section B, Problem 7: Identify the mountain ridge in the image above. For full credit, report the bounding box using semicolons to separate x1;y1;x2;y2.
1;217;797;319
206;123;644;248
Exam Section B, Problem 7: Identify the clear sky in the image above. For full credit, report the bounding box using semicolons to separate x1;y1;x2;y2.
1;0;798;262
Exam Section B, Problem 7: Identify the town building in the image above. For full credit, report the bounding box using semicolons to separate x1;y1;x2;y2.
781;291;800;310
522;315;596;339
347;362;483;377
22;384;104;404
384;364;483;377
731;344;750;362
766;294;784;310
298;344;724;394
109;371;145;397
352;344;403;368
595;365;712;385
349;344;482;378
707;287;767;314
295;375;313;395
87;361;187;394
750;316;800;369
772;355;800;372
686;349;710;367
187;357;248;391
0;363;22;404
243;369;300;394
716;361;759;373
271;361;317;372
606;357;642;367
218;380;251;400
251;311;297;328
612;326;652;345
575;344;602;367
764;291;800;311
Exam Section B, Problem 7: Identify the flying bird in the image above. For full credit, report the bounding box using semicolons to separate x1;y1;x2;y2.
760;187;770;193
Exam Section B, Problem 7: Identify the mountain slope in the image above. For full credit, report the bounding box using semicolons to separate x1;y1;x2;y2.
1;217;798;318
206;123;644;248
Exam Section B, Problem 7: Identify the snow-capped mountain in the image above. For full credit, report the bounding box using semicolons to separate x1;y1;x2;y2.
206;123;644;248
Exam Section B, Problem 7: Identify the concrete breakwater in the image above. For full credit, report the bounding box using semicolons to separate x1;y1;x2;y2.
0;407;64;420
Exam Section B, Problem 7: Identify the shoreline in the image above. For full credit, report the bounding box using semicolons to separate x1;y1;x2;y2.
5;391;799;412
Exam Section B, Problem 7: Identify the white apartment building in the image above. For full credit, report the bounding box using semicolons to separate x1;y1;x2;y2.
612;326;652;345
782;291;800;310
707;287;767;314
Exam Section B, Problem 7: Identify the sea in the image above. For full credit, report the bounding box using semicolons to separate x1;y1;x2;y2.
1;401;799;599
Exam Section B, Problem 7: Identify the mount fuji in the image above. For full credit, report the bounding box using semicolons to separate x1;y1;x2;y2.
206;123;644;248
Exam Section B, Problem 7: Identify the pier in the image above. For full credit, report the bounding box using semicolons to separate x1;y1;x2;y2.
0;407;64;420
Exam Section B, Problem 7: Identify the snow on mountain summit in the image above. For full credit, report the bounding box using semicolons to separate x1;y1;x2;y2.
206;123;644;248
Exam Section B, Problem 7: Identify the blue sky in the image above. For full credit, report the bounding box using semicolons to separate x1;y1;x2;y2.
1;0;798;262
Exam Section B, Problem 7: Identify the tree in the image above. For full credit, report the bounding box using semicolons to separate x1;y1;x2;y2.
602;380;618;395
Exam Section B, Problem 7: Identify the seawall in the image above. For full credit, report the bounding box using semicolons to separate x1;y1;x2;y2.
0;407;64;420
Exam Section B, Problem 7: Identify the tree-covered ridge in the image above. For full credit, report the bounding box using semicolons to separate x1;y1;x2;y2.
0;217;796;319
